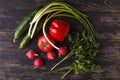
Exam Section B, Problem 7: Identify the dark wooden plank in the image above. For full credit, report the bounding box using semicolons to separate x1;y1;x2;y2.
70;0;120;12
0;0;120;80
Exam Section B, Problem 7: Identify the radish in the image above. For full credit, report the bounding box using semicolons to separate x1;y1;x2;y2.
47;51;56;60
58;46;67;56
26;50;38;59
34;58;43;67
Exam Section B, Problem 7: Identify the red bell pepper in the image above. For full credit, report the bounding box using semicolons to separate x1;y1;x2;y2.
49;19;70;41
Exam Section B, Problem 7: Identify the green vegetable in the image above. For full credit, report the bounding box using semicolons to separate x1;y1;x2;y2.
13;9;39;42
19;35;31;48
19;18;45;48
28;1;94;42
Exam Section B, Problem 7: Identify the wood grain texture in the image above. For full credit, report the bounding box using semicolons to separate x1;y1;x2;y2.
0;0;120;80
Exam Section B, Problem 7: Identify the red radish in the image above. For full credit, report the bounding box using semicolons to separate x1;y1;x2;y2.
34;58;43;67
58;46;67;56
26;50;37;59
47;51;56;60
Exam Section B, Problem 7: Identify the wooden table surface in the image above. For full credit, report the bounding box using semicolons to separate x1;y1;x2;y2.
0;0;120;80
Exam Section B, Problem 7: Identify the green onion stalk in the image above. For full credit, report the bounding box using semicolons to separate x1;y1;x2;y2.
28;1;95;42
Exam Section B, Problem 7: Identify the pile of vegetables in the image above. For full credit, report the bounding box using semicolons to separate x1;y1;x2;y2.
13;1;101;79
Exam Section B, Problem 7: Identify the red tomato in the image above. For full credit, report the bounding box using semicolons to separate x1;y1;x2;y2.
49;19;70;41
38;35;55;52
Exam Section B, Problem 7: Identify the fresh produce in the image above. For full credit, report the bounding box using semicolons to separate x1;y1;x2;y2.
13;1;101;79
19;18;45;48
47;51;56;60
34;58;43;67
26;50;37;59
27;1;96;56
37;35;55;52
49;19;70;41
50;32;100;78
26;50;43;68
13;9;38;42
58;46;67;56
28;1;95;43
27;1;100;78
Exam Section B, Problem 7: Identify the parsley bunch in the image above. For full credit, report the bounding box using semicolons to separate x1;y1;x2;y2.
50;31;101;78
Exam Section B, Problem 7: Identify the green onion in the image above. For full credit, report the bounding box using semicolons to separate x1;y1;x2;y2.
28;1;95;43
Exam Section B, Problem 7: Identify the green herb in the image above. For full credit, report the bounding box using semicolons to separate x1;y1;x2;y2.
50;32;101;78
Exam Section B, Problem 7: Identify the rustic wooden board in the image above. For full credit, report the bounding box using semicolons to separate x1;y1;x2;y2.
0;0;120;80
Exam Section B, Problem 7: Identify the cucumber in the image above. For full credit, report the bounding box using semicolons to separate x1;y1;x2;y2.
19;35;31;48
19;18;45;48
13;9;39;42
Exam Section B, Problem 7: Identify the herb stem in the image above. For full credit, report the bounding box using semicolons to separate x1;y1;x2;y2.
61;69;72;79
42;66;70;74
51;50;74;70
